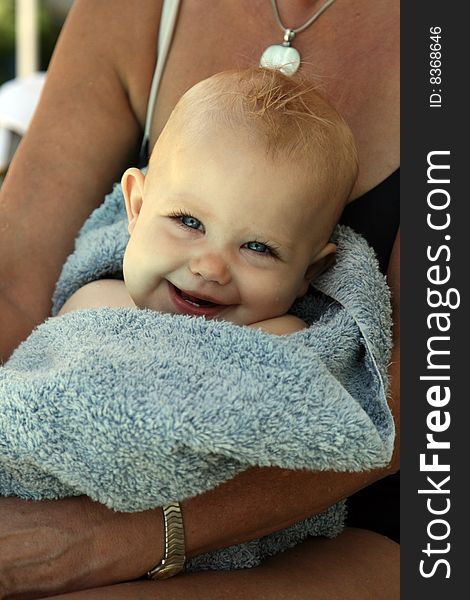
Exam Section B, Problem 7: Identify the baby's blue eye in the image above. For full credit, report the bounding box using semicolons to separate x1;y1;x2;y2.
181;215;203;230
245;241;269;254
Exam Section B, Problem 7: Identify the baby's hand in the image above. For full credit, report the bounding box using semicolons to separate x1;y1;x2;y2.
248;314;306;335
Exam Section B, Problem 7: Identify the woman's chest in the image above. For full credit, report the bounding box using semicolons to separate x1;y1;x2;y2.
135;0;400;195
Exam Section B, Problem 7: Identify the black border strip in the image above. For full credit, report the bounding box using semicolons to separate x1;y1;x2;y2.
401;2;467;597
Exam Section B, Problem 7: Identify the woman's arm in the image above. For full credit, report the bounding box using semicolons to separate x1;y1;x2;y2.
45;530;400;600
0;230;399;598
0;0;162;361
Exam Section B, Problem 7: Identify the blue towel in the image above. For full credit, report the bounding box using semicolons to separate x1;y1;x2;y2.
0;182;394;571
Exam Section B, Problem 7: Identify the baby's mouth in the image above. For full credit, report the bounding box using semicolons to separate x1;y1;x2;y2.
168;283;228;317
179;290;216;308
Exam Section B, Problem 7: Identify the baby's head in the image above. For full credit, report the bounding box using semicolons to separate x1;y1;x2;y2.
122;67;358;325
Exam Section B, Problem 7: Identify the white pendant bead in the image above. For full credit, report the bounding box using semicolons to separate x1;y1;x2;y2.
259;45;301;76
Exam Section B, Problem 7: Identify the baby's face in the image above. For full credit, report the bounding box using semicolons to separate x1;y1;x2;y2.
123;124;333;325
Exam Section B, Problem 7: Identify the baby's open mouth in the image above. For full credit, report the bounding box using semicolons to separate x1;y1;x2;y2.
168;283;227;317
179;289;216;308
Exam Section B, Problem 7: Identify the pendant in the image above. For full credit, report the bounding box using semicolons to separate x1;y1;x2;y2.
260;44;301;76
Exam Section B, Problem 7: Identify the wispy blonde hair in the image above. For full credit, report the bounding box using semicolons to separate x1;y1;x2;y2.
158;68;358;219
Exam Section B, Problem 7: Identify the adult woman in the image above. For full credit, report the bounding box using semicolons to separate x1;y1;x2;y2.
0;1;400;598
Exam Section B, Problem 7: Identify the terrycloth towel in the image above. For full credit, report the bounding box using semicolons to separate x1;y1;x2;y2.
0;182;394;571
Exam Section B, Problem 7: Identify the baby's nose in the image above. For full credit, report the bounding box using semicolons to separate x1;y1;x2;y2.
189;253;231;285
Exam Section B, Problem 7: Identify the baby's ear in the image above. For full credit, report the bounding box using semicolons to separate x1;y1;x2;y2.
121;168;146;234
302;242;337;290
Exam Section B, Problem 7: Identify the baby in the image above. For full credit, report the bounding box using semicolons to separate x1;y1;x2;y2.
59;68;358;334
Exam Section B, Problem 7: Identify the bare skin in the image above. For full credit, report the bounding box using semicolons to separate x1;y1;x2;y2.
0;1;400;597
44;529;399;600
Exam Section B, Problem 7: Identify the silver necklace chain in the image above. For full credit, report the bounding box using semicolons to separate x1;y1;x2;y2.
270;0;337;43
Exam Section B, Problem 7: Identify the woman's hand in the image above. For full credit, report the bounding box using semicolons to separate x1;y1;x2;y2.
0;496;163;600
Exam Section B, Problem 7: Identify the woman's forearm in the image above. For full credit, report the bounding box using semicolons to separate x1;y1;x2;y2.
182;463;398;560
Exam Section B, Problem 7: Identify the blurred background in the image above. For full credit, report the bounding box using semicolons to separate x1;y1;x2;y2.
1;0;72;85
0;0;72;182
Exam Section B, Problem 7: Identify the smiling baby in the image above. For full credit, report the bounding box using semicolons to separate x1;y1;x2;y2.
59;67;358;335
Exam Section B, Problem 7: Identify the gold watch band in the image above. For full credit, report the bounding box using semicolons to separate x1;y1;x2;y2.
147;502;186;580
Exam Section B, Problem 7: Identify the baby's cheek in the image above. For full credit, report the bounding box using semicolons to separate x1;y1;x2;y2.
123;248;147;298
270;276;292;302
248;276;292;315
